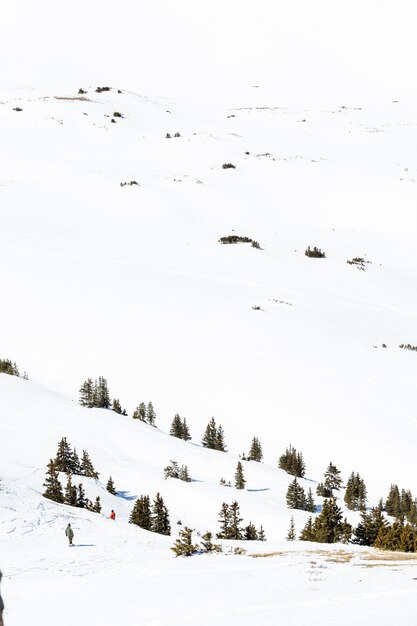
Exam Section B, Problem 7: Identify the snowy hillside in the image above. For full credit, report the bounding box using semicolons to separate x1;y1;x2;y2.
2;0;417;623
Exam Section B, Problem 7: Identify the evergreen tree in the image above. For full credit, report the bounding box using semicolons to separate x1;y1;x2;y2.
200;531;222;553
71;448;81;475
400;489;413;518
248;436;263;462
179;465;191;482
170;414;183;438
93;496;102;514
76;483;87;508
305;488;316;513
323;462;343;494
171;527;198;557
80;450;99;479
234;461;246;490
215;425;226;452
54;437;74;473
228;501;243;539
106;476;116;495
278;445;306;477
299;517;315;541
146;402;156;426
244;522;258;540
374;519;416;552
132;402;147;421
112;398;123;414
129;495;152;530
385;484;401;518
151;493;171;535
202;417;217;449
316;482;332;497
217;502;232;539
64;472;77;506
43;459;64;503
353;507;387;546
286;516;296;541
344;472;367;511
94;377;111;409
181;418;191;441
164;460;180;479
312;498;347;543
79;378;95;407
258;525;266;541
286;478;306;510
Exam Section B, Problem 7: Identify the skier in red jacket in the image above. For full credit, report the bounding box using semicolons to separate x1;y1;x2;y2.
109;510;116;520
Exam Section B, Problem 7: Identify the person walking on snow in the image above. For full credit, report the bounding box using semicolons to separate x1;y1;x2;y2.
109;510;116;520
65;523;74;546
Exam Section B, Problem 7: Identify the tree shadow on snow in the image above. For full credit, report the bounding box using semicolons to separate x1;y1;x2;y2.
72;544;95;548
247;488;270;493
115;491;137;501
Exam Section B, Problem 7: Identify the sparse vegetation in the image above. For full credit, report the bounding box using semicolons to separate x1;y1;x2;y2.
222;163;236;169
400;343;417;352
305;246;326;258
219;235;261;249
0;358;28;379
96;86;111;93
120;181;139;187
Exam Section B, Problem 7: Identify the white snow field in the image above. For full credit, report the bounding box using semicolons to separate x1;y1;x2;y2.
1;0;417;624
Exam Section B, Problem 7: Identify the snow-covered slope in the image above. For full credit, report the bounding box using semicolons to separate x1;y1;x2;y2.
1;1;417;623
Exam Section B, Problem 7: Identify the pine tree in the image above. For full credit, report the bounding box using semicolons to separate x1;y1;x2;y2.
79;378;95;407
344;472;367;511
171;527;198;557
353;507;387;546
202;417;217;449
146;402;156;426
312;498;347;543
71;448;81;475
132;402;147;421
43;459;64;503
54;437;74;473
234;461;246;490
200;531;222;553
278;445;306;477
248;436;263;462
164;461;180;479
286;516;296;541
93;496;102;513
316;482;332;497
64;472;77;506
76;483;87;508
181;418;191;441
286;478;306;510
112;398;123;414
228;501;243;539
129;495;152;530
151;493;171;535
305;488;316;513
170;414;183;438
215;425;226;452
299;517;315;541
323;462;343;494
258;525;266;541
244;522;258;540
94;377;111;409
400;489;413;518
80;450;99;479
385;484;401;518
179;465;191;482
217;502;232;539
106;476;116;495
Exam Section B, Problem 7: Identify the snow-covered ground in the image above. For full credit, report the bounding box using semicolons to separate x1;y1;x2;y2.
1;1;417;623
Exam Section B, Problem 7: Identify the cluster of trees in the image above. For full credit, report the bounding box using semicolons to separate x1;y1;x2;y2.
298;498;352;543
169;414;191;440
0;358;28;379
129;493;171;536
384;484;417;523
286;478;316;512
216;501;266;541
305;246;326;258
53;437;99;478
278;445;306;477
132;401;156;426
163;460;191;482
79;377;112;409
43;459;101;513
201;418;226;451
240;437;263;462
172;528;224;557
